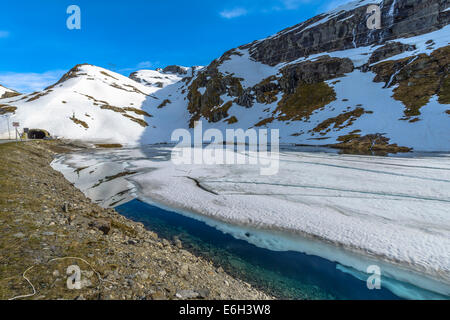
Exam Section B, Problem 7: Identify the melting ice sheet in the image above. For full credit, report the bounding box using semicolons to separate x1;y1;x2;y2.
52;146;450;299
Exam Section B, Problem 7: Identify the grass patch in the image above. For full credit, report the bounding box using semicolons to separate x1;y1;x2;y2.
1;91;20;99
157;99;171;109
26;90;52;102
122;114;148;127
254;117;275;127
100;105;124;113
334;133;412;154
69;116;89;129
275;82;336;122
0;104;17;115
439;76;450;105
123;107;151;117
94;144;123;149
372;46;450;118
225;116;238;124
312;107;368;134
100;71;118;80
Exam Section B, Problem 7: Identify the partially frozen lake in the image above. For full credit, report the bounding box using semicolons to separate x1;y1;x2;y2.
52;145;450;299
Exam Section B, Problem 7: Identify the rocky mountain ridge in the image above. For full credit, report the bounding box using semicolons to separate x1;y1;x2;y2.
247;0;450;66
171;0;449;151
0;84;20;100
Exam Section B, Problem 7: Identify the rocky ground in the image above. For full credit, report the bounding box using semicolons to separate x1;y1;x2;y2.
0;140;272;300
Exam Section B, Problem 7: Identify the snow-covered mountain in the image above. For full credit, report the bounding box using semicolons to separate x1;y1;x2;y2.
0;64;156;142
129;65;202;89
1;0;449;151
0;84;20;99
145;0;449;152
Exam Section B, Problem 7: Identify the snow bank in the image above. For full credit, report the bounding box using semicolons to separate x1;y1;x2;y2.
52;146;450;298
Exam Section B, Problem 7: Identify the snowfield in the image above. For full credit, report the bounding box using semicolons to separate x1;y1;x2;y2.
52;146;450;299
130;69;186;89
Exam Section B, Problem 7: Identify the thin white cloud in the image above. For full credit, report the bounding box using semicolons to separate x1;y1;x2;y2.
220;7;248;19
0;70;66;93
0;30;10;38
220;0;312;18
321;0;356;12
118;61;158;74
136;61;153;69
280;0;310;10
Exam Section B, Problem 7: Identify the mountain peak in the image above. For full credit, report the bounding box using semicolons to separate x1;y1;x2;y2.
0;84;20;99
161;65;189;75
246;0;450;66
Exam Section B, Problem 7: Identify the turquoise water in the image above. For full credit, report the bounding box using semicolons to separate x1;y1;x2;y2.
116;199;407;300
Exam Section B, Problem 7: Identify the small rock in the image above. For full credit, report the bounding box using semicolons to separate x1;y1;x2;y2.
13;232;25;238
80;279;92;288
180;264;189;276
173;236;182;249
175;290;200;299
150;292;166;300
197;288;210;299
89;219;111;235
138;271;149;280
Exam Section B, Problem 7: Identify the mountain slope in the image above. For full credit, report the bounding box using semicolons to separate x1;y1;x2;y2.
0;64;155;142
0;84;20;100
129;65;202;89
137;0;450;151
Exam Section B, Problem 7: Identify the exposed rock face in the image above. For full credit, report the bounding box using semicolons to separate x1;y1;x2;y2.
245;0;450;66
129;71;143;83
368;42;417;65
278;56;354;92
162;65;188;75
184;0;449;133
186;55;354;126
45;64;90;90
186;63;244;127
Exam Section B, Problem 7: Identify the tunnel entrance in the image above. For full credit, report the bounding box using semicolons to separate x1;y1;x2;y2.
28;129;50;140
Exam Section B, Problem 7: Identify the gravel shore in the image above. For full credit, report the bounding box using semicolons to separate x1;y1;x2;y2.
0;140;272;300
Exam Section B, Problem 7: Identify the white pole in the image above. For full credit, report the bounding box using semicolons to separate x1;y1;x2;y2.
1;115;11;140
6;115;11;140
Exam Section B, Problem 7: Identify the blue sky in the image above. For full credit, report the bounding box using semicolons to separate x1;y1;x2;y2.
0;0;350;92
